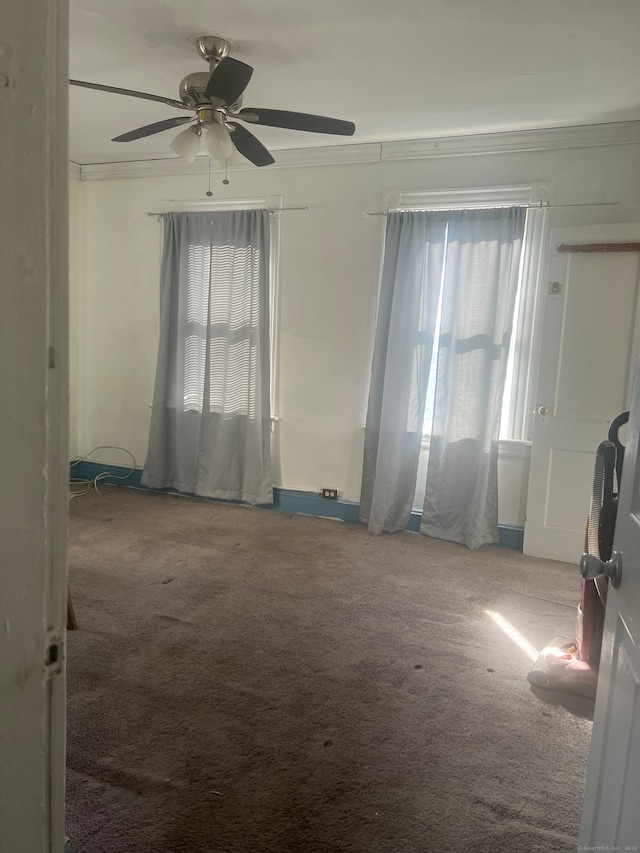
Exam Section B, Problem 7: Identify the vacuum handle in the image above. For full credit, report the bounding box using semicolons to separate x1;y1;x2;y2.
580;551;623;588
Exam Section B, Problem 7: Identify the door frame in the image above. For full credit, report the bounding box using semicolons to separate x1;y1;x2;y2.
0;0;69;849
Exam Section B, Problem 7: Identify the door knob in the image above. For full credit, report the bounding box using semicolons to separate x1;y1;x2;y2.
538;406;550;416
580;550;623;588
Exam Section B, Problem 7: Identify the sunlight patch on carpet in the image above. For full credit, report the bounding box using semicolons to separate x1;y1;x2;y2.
485;609;539;661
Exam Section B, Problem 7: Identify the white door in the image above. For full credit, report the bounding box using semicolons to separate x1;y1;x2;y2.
580;344;640;846
0;0;68;850
524;225;640;562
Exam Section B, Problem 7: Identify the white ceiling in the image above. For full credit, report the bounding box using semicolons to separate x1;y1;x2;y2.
69;0;640;166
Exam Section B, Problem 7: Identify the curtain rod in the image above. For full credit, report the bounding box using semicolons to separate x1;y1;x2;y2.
364;201;621;216
146;206;308;217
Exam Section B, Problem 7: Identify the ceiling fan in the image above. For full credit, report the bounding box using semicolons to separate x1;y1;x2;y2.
69;35;356;167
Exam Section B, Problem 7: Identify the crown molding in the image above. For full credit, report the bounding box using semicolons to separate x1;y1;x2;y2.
73;120;640;182
381;121;640;161
76;142;380;181
267;141;380;168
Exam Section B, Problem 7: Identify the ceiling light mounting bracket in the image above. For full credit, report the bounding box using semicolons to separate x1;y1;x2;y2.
195;36;230;72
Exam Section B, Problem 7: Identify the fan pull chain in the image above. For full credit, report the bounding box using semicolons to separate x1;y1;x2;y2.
223;159;230;186
206;157;213;197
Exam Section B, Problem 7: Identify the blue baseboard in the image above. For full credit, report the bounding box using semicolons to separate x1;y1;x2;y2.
272;488;361;523
496;523;525;550
71;461;144;488
70;461;523;550
405;511;523;549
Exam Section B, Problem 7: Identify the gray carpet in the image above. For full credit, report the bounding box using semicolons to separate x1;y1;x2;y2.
65;488;593;852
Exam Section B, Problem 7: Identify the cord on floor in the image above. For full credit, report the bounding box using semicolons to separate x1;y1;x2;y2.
69;445;137;500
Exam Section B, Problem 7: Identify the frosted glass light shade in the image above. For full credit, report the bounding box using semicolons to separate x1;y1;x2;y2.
205;123;234;163
170;125;201;164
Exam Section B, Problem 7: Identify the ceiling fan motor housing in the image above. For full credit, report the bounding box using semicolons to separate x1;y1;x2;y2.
179;72;241;121
178;72;210;108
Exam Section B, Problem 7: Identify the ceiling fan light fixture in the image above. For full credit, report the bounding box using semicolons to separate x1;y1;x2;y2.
69;34;355;168
205;122;234;164
170;124;202;164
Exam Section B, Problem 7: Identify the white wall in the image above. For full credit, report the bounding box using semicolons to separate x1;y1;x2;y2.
71;140;640;525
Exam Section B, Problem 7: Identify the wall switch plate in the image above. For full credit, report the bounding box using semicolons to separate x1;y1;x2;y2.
322;488;338;500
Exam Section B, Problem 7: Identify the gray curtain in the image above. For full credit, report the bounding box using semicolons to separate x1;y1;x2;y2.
360;211;448;533
142;210;273;504
421;207;526;548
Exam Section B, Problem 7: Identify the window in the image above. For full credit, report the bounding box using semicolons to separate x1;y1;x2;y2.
161;197;281;421
384;186;549;441
184;241;263;417
143;205;277;504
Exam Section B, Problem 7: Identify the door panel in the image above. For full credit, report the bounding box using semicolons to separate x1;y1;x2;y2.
524;225;640;562
580;350;640;845
555;254;639;419
546;447;597;529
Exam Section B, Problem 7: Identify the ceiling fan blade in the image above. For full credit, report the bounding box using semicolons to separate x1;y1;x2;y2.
70;79;191;111
205;57;254;105
228;123;275;167
112;116;194;143
239;108;355;136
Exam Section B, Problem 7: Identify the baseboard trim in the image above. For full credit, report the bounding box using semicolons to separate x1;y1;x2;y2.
495;523;525;551
404;512;523;549
70;461;523;550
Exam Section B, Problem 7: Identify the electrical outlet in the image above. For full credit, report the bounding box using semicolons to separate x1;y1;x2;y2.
322;488;338;500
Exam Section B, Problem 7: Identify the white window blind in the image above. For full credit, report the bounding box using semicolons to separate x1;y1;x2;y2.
184;241;263;418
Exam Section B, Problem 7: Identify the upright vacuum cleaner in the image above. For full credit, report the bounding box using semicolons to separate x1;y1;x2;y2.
527;412;629;698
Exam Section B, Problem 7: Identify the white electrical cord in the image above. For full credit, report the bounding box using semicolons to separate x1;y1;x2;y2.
69;445;138;500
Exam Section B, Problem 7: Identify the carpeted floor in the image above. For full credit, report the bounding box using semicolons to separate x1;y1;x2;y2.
65;488;593;853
